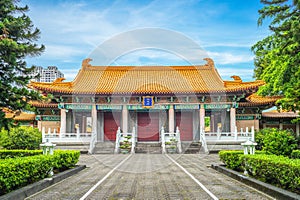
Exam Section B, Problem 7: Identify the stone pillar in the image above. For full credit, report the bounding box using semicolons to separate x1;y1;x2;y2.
169;105;174;133
122;105;128;133
263;123;267;129
92;105;97;135
60;109;66;134
230;107;236;133
279;122;283;130
199;105;205;132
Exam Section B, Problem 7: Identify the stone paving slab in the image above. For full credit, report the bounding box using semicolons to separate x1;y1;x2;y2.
26;154;274;200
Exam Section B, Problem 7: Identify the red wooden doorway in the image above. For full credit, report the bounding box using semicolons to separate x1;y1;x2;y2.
137;112;159;141
176;112;193;141
104;112;121;141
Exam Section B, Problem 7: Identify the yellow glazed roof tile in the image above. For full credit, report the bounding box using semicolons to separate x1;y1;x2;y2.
29;58;265;95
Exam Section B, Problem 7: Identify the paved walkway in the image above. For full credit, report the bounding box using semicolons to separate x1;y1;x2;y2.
26;154;274;200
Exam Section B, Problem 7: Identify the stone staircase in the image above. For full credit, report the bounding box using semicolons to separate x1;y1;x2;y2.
54;142;90;154
93;142;115;154
135;142;162;154
181;142;202;154
207;141;243;153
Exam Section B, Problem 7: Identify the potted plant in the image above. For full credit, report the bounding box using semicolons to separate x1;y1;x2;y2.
165;138;177;153
120;135;132;154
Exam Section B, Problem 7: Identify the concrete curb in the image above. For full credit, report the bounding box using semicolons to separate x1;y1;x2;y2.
0;165;86;200
211;164;300;200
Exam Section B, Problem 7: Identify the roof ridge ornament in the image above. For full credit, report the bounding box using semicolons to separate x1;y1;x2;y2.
230;75;242;82
82;58;93;70
203;58;214;68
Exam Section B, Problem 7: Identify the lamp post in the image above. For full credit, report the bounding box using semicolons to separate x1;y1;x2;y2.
241;138;257;155
40;139;56;176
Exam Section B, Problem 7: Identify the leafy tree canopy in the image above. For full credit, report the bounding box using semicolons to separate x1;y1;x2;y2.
0;0;44;129
252;0;300;112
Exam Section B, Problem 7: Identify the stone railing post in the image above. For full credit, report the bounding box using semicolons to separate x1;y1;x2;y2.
131;127;135;154
176;126;182;153
114;127;121;154
161;127;166;154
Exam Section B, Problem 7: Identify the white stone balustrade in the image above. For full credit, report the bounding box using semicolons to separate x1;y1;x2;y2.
42;127;92;143
203;126;255;142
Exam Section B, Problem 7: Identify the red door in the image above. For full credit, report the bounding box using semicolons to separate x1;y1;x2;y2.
176;112;193;141
104;112;121;141
138;112;159;141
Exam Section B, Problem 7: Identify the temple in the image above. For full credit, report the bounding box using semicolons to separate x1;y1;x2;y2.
28;58;289;145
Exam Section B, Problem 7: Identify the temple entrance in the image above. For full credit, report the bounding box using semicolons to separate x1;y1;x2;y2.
176;111;193;141
137;112;159;141
104;112;121;141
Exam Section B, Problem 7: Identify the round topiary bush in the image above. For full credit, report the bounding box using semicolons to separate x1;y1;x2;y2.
255;128;297;156
0;127;42;150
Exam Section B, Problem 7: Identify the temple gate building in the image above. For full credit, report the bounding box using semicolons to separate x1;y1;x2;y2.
29;58;288;144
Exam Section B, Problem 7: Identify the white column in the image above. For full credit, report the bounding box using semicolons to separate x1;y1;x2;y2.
169;105;174;133
230;107;236;133
60;109;66;134
92;105;97;135
279;122;283;130
296;124;300;137
122;105;128;133
199;105;205;132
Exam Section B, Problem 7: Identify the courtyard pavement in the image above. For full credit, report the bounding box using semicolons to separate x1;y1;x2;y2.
26;154;274;200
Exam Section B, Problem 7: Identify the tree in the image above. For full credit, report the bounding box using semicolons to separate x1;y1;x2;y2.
252;0;300;113
0;0;44;129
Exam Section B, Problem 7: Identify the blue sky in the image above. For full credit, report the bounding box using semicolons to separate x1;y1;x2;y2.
22;0;270;81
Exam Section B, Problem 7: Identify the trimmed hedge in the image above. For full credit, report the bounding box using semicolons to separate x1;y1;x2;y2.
53;150;80;172
0;150;42;159
219;150;300;194
219;150;244;171
291;150;300;159
0;155;53;195
242;154;300;194
0;150;80;195
219;150;265;171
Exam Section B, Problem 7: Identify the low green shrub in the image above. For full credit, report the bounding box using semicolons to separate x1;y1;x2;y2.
291;150;300;159
219;150;244;171
0;127;42;150
0;150;42;159
0;150;80;195
242;154;300;194
219;150;265;171
0;155;54;195
53;150;80;171
255;128;297;156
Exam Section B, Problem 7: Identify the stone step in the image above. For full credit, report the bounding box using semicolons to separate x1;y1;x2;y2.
207;144;243;153
94;149;115;154
181;142;202;154
135;142;162;154
93;142;115;154
95;142;115;148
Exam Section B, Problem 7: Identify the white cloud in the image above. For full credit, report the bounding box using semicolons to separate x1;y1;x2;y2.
22;0;268;79
207;51;254;64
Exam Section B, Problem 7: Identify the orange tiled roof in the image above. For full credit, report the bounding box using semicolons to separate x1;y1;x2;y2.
4;111;35;121
246;94;281;104
13;112;35;121
29;101;58;108
262;110;299;118
29;58;265;95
